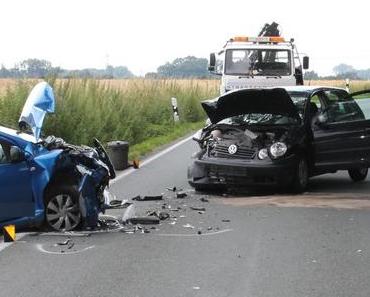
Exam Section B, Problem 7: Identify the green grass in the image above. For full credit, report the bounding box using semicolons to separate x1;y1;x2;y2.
0;78;217;159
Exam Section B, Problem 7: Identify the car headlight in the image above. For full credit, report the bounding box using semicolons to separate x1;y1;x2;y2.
270;142;287;158
258;148;268;160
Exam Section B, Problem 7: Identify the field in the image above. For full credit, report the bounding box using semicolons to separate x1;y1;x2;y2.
0;78;219;159
1;78;369;159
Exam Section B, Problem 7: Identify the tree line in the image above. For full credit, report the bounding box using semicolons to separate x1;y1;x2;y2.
0;59;134;79
1;58;368;80
305;64;370;80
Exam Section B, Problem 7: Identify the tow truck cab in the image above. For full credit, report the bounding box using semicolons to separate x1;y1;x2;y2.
209;36;309;94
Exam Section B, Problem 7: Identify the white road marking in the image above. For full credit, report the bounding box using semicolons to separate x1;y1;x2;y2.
36;243;95;255
110;135;193;185
155;228;233;237
0;233;27;253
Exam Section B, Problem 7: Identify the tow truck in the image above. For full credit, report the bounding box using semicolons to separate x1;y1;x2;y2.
208;22;310;94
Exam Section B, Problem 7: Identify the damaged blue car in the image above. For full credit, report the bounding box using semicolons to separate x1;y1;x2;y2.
0;82;116;231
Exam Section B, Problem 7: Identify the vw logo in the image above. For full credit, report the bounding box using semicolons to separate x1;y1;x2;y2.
228;144;238;155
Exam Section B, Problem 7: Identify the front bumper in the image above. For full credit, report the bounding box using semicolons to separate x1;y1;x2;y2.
188;154;298;187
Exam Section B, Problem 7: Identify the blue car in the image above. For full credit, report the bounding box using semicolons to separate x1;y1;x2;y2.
0;82;116;231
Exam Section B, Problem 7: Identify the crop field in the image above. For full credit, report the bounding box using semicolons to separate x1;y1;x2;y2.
0;78;219;158
0;78;369;158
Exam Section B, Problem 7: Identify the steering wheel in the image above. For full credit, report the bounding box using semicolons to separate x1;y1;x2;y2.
93;138;116;179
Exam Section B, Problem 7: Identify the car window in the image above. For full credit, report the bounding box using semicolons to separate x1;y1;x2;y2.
323;90;365;123
310;94;321;109
351;91;370;120
0;141;11;164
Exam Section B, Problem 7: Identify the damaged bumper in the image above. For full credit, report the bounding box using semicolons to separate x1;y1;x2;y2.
188;155;298;187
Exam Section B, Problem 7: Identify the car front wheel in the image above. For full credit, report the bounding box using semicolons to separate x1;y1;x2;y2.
44;186;82;231
348;168;368;182
291;157;309;193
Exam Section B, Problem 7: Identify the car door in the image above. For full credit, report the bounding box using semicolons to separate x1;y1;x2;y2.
312;89;370;171
0;138;34;223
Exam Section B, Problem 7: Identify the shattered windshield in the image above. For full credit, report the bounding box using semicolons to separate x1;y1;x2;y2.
225;49;292;76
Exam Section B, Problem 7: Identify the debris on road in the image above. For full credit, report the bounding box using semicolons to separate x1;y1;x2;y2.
147;210;170;221
132;195;163;201
166;186;177;192
222;219;230;222
176;191;188;198
190;206;206;211
183;223;195;229
55;239;71;246
200;197;209;203
128;217;160;225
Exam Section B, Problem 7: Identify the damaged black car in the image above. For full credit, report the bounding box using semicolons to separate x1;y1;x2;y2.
188;86;370;192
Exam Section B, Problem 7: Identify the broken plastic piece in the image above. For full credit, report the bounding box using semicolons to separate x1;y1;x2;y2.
190;207;206;211
176;191;187;198
55;239;70;246
197;230;202;235
132;195;163;201
200;197;209;203
222;219;230;222
183;223;195;229
166;186;177;192
129;217;160;225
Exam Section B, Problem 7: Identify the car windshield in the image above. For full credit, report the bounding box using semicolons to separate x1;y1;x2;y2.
218;114;299;126
217;91;307;126
225;48;292;76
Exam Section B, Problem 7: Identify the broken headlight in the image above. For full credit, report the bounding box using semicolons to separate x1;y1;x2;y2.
270;142;287;158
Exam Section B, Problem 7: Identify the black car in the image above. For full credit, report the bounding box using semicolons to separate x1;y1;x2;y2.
188;86;370;192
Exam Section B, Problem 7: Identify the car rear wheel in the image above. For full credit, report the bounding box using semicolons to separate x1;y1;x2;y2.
348;168;368;182
44;186;82;231
291;157;308;193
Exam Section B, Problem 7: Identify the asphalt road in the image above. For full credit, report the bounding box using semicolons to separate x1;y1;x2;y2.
2;137;370;297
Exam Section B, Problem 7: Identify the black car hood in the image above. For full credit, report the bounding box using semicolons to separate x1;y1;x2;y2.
201;88;300;124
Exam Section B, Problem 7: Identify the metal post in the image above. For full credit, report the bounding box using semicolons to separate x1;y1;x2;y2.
345;78;350;93
171;97;180;122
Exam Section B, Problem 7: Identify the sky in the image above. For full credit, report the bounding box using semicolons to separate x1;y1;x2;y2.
1;0;369;76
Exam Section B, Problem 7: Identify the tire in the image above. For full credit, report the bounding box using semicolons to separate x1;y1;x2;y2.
291;157;309;193
348;168;368;182
44;186;82;231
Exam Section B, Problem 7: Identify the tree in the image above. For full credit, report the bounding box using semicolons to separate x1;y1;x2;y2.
19;59;52;78
304;70;319;80
333;64;355;76
157;56;209;78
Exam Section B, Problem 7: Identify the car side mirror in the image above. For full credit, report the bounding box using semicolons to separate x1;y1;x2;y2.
10;146;25;163
303;56;309;70
208;53;216;71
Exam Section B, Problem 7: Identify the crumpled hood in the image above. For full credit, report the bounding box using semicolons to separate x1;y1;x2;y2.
18;82;55;141
201;88;300;124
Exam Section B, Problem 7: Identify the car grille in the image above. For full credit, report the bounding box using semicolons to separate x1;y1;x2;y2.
213;144;256;159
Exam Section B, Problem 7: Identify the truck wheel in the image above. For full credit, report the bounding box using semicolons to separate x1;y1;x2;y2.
44;186;82;231
348;168;368;182
291;157;308;193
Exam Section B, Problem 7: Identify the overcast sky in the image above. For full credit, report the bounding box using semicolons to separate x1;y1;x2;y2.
1;0;369;76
